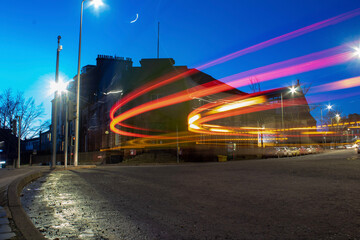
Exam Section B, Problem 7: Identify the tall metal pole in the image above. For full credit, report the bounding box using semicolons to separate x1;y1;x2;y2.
176;125;179;164
64;95;69;169
74;1;85;167
16;116;21;168
157;22;160;59
281;92;284;129
321;108;324;146
52;35;61;169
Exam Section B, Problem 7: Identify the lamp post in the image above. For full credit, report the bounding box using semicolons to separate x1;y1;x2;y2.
279;87;296;145
51;36;62;169
74;0;104;167
283;86;297;127
331;113;340;146
320;104;332;148
15;116;21;168
320;104;332;126
64;93;69;169
335;114;341;145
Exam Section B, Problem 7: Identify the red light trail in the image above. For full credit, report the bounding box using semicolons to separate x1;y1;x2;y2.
110;8;360;121
107;8;360;146
110;48;354;137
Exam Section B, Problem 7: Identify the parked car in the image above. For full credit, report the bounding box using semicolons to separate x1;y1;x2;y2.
313;145;324;153
263;147;278;158
272;147;284;157
289;147;300;156
277;147;291;157
336;145;346;149
305;146;315;154
299;146;308;155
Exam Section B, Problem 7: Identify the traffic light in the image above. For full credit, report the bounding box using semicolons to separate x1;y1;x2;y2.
11;119;17;135
71;136;75;146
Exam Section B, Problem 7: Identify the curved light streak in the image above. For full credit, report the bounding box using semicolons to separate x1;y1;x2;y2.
110;49;354;137
108;8;360;142
110;8;360;121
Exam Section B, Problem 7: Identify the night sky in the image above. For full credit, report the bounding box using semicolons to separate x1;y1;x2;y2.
1;0;360;122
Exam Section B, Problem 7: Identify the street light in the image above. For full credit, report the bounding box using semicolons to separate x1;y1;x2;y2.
74;0;104;167
289;86;297;94
320;104;333;126
50;77;69;168
90;0;104;9
353;46;360;58
51;36;62;169
320;104;333;148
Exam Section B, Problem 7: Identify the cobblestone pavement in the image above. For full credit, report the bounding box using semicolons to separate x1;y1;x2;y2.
0;206;15;239
22;150;360;239
0;167;49;240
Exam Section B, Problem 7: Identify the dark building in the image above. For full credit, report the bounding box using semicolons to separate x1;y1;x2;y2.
57;55;317;162
0;128;18;165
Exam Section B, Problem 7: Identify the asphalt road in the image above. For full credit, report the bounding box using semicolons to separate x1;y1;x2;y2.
22;149;360;239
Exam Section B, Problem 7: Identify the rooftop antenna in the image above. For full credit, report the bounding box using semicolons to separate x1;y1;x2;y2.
157;22;160;58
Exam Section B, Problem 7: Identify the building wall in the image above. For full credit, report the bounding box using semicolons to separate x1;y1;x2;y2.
63;55;317;158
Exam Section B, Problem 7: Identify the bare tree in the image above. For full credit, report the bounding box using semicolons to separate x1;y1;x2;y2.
0;89;21;128
249;76;261;93
0;88;45;139
28;120;51;139
301;82;312;95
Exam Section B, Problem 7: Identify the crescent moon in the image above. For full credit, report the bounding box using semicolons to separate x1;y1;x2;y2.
130;14;139;23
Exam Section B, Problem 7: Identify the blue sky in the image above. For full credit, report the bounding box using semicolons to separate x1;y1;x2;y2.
1;0;360;123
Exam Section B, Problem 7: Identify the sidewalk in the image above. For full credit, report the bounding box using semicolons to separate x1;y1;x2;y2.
0;165;96;240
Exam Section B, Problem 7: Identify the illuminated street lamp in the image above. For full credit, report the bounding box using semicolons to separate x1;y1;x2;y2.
74;0;104;167
353;46;360;58
320;104;333;126
335;113;340;122
289;86;297;94
51;36;62;169
50;76;69;169
90;0;104;9
320;104;333;148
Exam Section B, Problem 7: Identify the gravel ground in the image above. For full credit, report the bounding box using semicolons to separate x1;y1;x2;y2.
21;149;360;239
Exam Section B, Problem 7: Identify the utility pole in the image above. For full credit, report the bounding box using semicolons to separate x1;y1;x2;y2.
52;35;62;169
157;22;160;59
176;125;179;164
64;95;69;169
281;92;284;130
16;116;21;168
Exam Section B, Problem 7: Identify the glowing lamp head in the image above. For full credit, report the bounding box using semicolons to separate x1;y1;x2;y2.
50;78;69;94
289;86;297;94
336;114;340;118
326;104;332;110
90;0;104;9
353;46;360;59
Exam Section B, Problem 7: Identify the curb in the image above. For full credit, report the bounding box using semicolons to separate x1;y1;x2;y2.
7;171;46;240
6;165;96;239
52;165;97;171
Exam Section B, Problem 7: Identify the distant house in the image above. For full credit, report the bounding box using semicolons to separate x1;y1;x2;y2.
0;128;18;165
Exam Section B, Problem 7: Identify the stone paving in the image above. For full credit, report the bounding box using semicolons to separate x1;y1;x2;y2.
0;206;15;239
21;150;360;239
